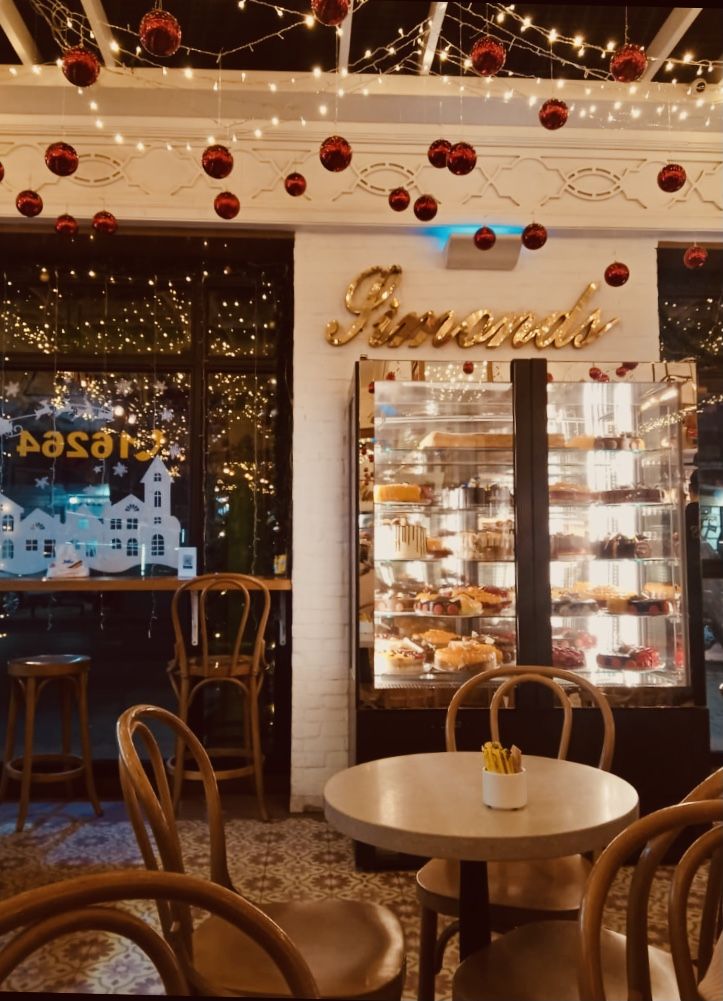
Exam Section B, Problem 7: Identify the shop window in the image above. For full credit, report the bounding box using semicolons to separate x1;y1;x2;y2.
153;516;162;524
25;539;38;551
127;538;139;557
85;542;97;558
153;490;162;509
43;540;55;558
126;517;139;531
151;534;164;557
109;518;122;531
125;504;140;513
1;539;13;559
111;538;122;550
153;471;162;482
1;515;13;532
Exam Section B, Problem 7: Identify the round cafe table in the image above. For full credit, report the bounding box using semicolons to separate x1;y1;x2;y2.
324;752;639;959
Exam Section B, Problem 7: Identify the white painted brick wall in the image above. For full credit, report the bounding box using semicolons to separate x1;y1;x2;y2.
290;231;661;811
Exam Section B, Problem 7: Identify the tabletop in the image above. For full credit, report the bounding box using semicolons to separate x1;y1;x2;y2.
324;752;640;861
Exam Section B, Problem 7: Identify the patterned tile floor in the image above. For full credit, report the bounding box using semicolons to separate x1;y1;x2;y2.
0;795;695;998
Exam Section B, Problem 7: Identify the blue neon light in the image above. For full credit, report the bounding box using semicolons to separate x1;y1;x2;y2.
422;223;524;249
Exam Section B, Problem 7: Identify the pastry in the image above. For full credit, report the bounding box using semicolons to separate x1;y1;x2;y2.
596;485;666;504
375;520;428;560
592;433;645;451
548;434;566;448
461;520;515;560
476;628;516;663
550;533;592;558
411;629;460;658
375;591;416;613
552;644;586;668
643;582;679;601
414;589;483;616
374;483;423;503
550;594;599;616
433;639;500;673
572;582;626;607
596;534;652;559
549;482;595;504
552;628;597;650
453;584;513;611
380;640;426;674
426;537;453;558
565;435;596;450
597;645;661;669
419;431;513;449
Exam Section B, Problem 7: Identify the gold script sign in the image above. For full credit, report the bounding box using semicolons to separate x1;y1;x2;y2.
325;265;619;350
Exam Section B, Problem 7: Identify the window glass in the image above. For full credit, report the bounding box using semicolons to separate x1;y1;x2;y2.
206;266;289;358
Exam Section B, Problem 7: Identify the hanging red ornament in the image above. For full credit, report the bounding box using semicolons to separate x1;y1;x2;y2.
202;145;233;179
623;362;638;371
55;213;78;236
139;9;182;57
319;135;352;172
546;372;554;383
615;366;628;378
470;36;506;76
388;187;410;212
589;367;603;381
683;244;708;269
610;44;647;82
16;190;43;217
214;192;240;220
538;99;569;130
427;138;451;168
474;226;496;250
413;194;438;221
311;0;349;27
604;262;630;287
599;373;610;383
521;222;547;250
447;142;477;176
284;172;307;197
368;381;375;394
0;162;5;182
657;163;686;193
92;210;117;234
463;361;474;375
385;372;396;380
62;47;100;87
45;141;79;177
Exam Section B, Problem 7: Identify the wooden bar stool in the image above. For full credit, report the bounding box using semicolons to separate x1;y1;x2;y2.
0;654;103;832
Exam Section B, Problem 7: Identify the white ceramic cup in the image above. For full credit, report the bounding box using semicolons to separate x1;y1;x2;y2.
482;767;528;810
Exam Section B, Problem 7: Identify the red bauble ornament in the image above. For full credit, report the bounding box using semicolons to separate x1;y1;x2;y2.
45;141;79;177
610;44;647;82
463;361;474;375
311;0;349;27
16;190;42;217
623;362;638;371
0;162;5;182
683;244;708;269
368;381;375;394
589;367;603;381
428;139;451;168
284;172;307;197
657;163;686;193
62;47;100;87
55;213;78;236
599;373;610;383
388;187;410;212
447;142;477;176
604;261;630;287
92;210;117;234
539;99;569;130
546;372;554;383
473;226;496;251
471;35;506;76
413;194;438;221
385;372;396;380
521;222;547;250
202;145;233;179
139;9;182;57
615;366;628;378
319;135;352;172
214;192;240;220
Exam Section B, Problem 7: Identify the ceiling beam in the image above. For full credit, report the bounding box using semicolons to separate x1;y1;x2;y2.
419;2;448;75
337;0;353;75
80;0;119;66
640;7;703;81
0;0;41;65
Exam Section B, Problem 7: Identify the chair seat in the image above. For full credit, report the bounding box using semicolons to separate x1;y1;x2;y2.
193;898;405;999
167;654;254;679
452;919;678;1001
416;854;593;918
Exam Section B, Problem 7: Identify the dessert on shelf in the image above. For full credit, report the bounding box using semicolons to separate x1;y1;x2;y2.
374;482;423;503
592;433;645;451
375;590;417;613
414;589;482;616
564;434;596;449
595;533;653;559
476;627;516;662
461;519;515;560
552;644;586;668
596;645;661;669
411;628;460;661
375;519;428;560
379;639;426;675
549;481;596;504
596;485;667;503
642;581;680;601
418;430;514;449
440;481;513;507
570;582;631;608
552;628;597;650
550;532;592;558
433;638;502;674
607;594;673;615
426;537;454;558
550;592;599;616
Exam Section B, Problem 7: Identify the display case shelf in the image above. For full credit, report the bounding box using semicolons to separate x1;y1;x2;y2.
373;610;516;620
375;557;515;564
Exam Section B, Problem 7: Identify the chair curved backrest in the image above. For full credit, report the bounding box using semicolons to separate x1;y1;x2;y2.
170;573;270;679
444;665;615;770
577;796;723;1001
117;704;235;943
0;869;320;998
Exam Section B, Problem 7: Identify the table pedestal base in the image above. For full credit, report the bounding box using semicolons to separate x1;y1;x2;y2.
459;860;490;960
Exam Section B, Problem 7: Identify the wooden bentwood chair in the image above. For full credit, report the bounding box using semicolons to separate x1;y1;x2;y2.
0;869;320;997
166;573;270;819
452;767;723;1001
416;665;616;1001
117;704;406;1000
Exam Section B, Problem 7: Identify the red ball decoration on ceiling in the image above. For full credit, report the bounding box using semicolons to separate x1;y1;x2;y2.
413;194;438;221
92;210;118;234
202;144;233;179
368;381;375;394
470;35;506;76
388;187;410;212
214;191;240;220
521;222;547;250
284;172;307;197
539;99;569;130
427;139;451;168
657;163;686;193
385;372;396;380
610;44;648;82
447;142;477;176
473;226;496;250
55;213;78;236
683;244;708;269
319;135;352;172
62;47;100;87
45;141;79;177
139;9;182;57
0;162;5;182
623;362;638;371
615;366;628;377
16;190;43;217
599;373;610;383
463;361;474;375
588;367;603;381
604;261;630;287
311;0;350;27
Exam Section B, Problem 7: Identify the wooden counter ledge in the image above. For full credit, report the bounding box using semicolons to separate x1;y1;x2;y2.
0;576;291;592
